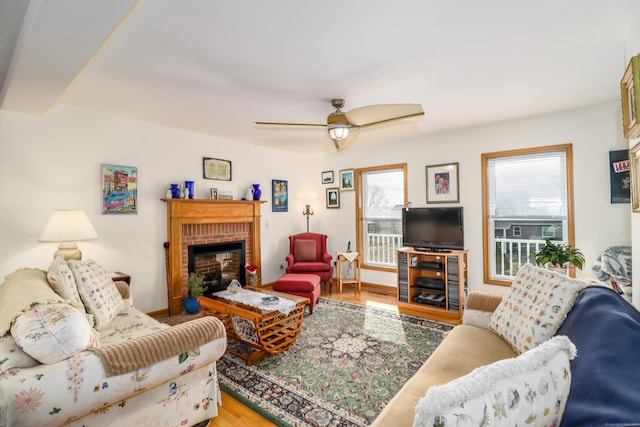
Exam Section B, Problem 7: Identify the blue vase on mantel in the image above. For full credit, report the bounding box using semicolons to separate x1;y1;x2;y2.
252;184;261;201
170;184;180;199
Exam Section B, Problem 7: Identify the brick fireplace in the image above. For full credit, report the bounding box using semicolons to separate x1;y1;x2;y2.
163;199;264;315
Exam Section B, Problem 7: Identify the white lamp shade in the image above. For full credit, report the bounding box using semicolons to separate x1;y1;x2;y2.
39;210;98;242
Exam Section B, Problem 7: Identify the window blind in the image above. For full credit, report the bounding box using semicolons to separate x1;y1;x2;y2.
488;150;567;220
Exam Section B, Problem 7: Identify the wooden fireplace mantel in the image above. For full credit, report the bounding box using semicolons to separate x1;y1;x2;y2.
162;198;264;315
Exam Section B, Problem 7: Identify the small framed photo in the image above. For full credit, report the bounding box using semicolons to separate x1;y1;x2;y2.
272;179;288;212
203;157;232;181
322;170;334;184
339;169;354;191
630;142;640;212
426;162;459;203
218;191;233;200
209;188;218;200
621;54;640;139
326;187;340;208
101;164;137;214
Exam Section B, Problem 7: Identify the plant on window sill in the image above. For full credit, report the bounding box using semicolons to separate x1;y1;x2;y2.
532;239;585;272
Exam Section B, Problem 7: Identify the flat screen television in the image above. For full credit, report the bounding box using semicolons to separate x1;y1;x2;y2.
402;207;464;252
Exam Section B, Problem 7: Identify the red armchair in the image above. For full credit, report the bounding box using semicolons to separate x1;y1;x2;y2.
285;232;333;283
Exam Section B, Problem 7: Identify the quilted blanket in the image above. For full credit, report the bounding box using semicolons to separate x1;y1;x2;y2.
0;268;64;335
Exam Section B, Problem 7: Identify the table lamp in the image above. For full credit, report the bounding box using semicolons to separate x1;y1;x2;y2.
38;209;98;260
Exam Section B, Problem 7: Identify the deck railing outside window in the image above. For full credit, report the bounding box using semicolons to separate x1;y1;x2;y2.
495;237;547;277
365;234;548;274
366;233;402;266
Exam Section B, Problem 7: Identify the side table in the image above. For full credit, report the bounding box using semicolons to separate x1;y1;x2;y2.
109;271;131;285
337;252;361;293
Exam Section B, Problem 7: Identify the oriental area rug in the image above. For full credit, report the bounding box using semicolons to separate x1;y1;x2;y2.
216;297;454;427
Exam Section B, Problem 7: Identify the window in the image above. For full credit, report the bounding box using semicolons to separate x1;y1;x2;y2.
541;225;557;238
482;144;574;285
356;164;407;270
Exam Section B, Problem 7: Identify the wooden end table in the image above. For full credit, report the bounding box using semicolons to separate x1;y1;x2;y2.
337;252;361;293
109;271;131;285
198;287;308;364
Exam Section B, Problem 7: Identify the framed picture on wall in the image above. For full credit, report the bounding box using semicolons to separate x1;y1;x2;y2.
101;164;137;214
339;169;354;191
326;187;340;208
272;179;288;212
621;54;640;139
630;142;640;212
609;150;631;204
426;162;459;203
322;170;334;184
203;157;232;181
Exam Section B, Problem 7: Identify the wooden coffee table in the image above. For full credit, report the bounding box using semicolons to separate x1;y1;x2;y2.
198;287;308;364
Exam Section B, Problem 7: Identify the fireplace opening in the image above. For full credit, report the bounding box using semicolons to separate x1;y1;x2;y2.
188;240;246;295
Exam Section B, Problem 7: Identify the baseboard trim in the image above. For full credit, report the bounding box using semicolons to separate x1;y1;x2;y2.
147;308;169;318
361;282;395;295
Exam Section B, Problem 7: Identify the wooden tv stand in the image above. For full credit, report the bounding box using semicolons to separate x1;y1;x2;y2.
396;248;468;323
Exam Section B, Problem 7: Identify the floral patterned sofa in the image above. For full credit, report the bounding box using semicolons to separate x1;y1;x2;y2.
0;258;227;427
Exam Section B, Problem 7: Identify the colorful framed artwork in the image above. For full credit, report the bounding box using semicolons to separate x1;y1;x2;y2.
203;157;232;181
621;54;640;139
339;169;354;191
101;164;137;214
272;179;288;212
630;142;640;212
609;150;631;204
326;187;340;208
322;170;334;184
426;162;459;203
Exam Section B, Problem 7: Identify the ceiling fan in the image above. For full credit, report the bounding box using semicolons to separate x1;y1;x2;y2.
255;99;424;150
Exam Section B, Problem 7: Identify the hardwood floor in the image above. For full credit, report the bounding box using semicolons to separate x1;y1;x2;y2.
208;283;398;427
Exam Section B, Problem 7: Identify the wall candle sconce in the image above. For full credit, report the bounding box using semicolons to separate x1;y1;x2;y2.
302;204;314;232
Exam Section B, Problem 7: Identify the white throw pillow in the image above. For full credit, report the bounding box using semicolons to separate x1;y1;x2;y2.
489;263;585;353
47;256;84;307
414;335;576;427
11;303;97;364
68;259;125;329
0;333;39;371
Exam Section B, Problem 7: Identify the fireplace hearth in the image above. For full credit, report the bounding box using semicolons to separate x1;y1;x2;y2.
188;241;246;294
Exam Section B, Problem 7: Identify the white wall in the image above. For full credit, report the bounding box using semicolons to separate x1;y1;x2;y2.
316;102;630;295
0;100;631;313
0;105;313;312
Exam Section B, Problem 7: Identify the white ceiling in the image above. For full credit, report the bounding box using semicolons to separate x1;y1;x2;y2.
1;1;639;154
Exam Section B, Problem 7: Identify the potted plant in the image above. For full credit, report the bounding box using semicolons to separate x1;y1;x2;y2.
184;272;206;313
245;263;258;286
533;239;585;274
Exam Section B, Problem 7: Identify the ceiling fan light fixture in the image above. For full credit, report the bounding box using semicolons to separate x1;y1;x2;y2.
328;123;350;141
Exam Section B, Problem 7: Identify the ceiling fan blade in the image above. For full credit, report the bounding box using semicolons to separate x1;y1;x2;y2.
255;121;326;127
333;128;359;151
345;104;424;127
